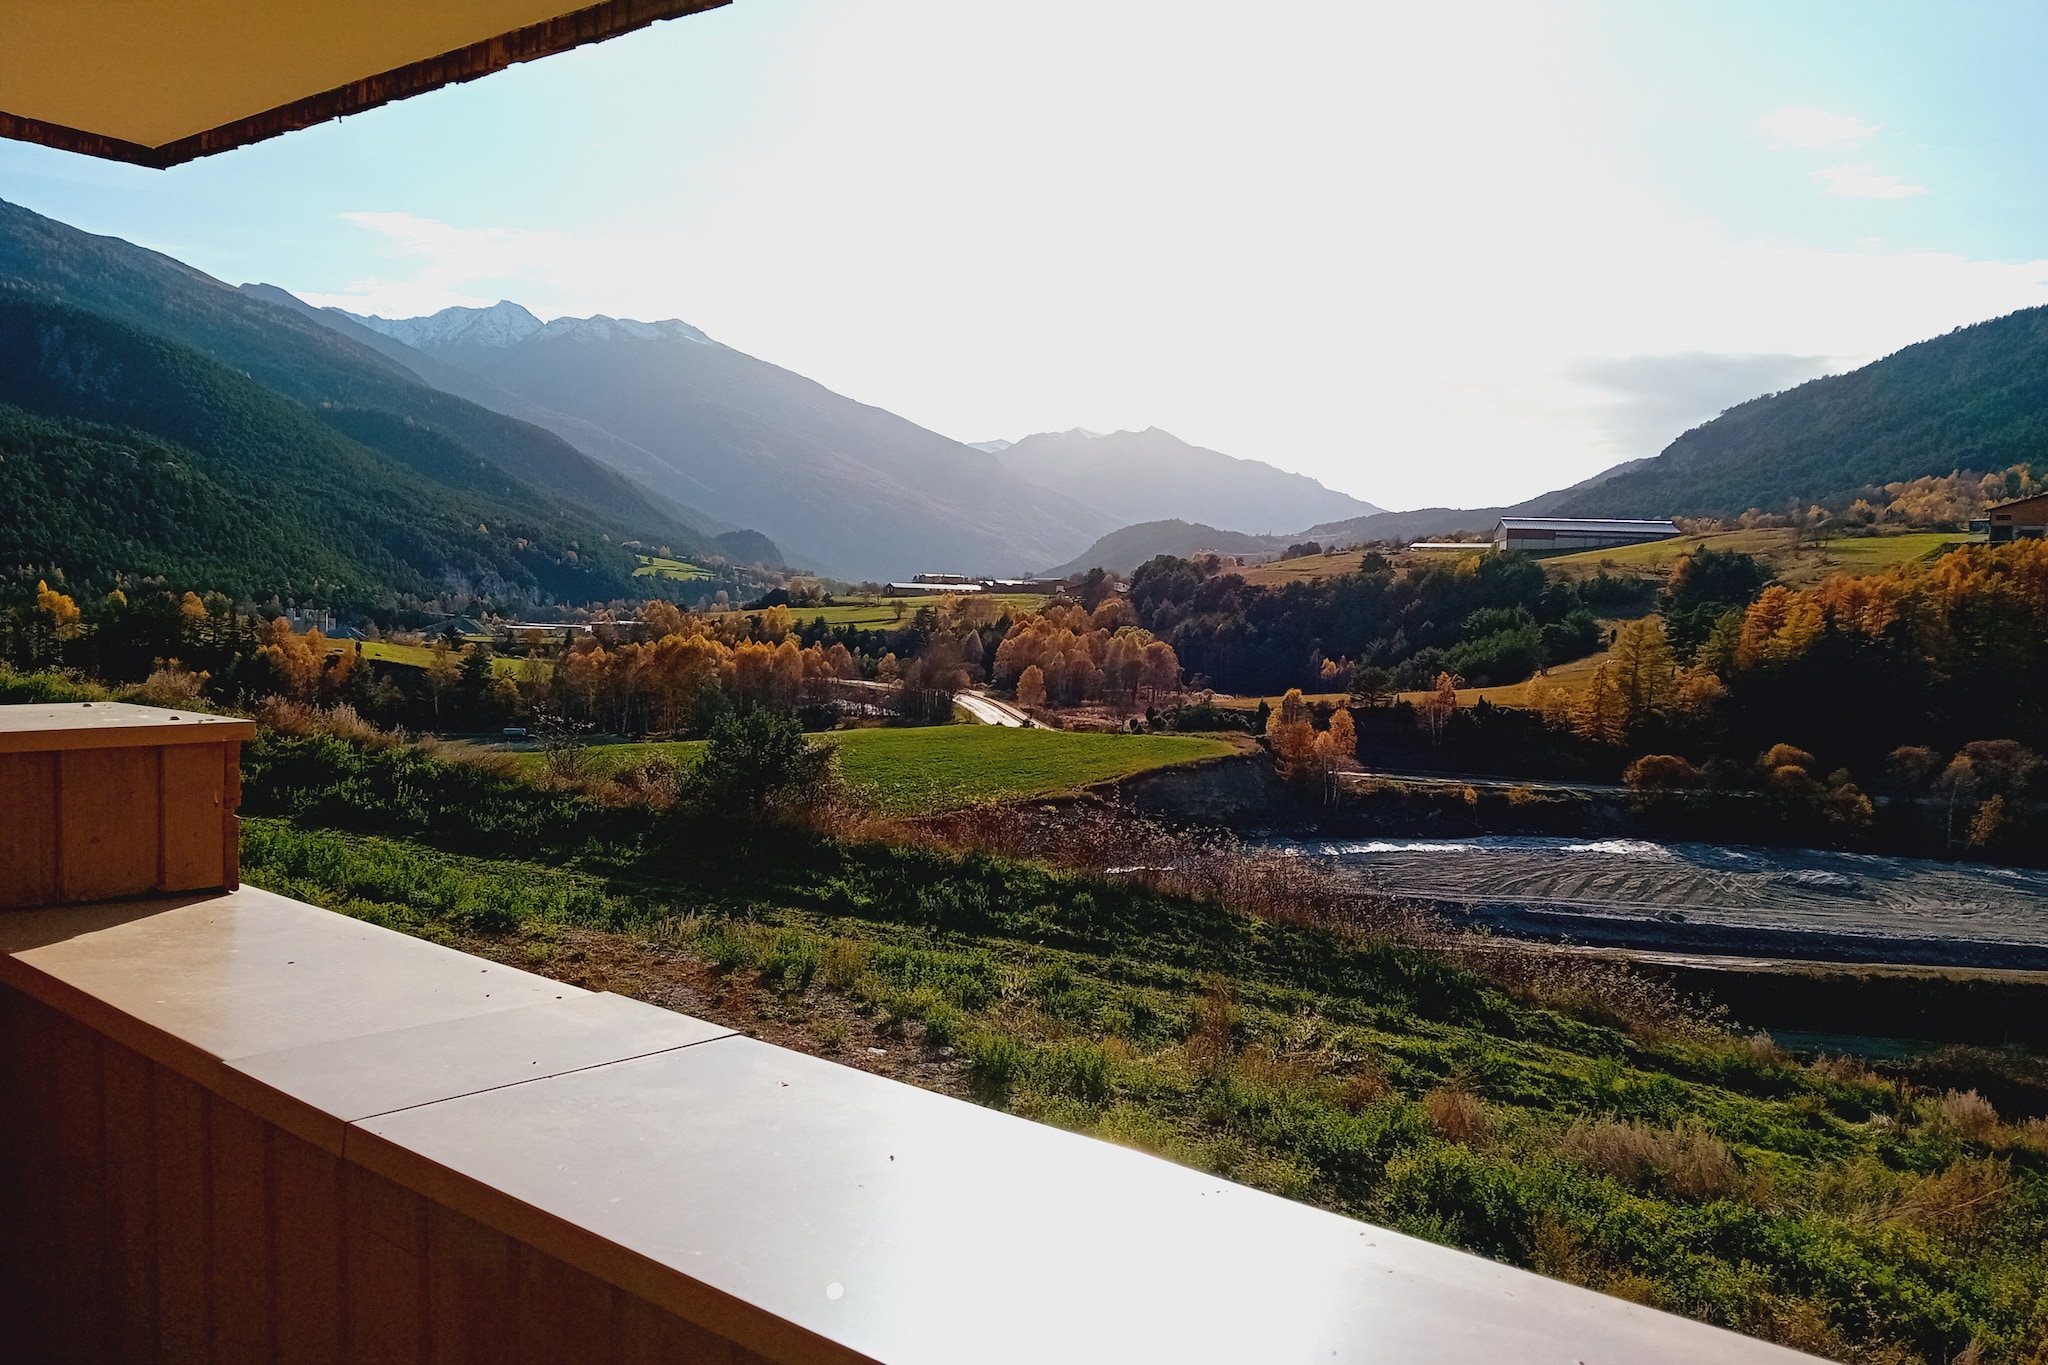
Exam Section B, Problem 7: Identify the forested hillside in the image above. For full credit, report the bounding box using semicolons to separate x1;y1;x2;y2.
996;428;1381;535
1555;306;2048;518
0;197;796;607
1041;520;1295;577
0;198;774;573
0;294;656;604
0;405;366;598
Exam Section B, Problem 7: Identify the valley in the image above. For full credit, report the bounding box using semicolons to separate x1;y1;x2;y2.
6;191;2048;1365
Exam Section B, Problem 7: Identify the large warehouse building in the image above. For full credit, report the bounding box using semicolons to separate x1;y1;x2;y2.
1493;517;1681;555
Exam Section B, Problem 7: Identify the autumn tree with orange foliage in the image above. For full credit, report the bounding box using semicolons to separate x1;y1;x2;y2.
992;603;1181;711
1266;688;1320;779
1416;671;1460;746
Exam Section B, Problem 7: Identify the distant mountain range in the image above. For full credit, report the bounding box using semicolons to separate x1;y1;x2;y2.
0;197;762;608
305;300;1114;582
287;300;1394;582
1543;308;2048;519
1050;307;2048;575
1040;521;1302;578
993;428;1381;536
10;194;2040;599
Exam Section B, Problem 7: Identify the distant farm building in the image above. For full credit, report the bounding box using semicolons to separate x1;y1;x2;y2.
891;577;1066;595
1493;517;1681;555
1986;493;2048;541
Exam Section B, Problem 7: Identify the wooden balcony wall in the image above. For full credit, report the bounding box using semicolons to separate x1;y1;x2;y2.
0;704;1817;1365
0;984;761;1364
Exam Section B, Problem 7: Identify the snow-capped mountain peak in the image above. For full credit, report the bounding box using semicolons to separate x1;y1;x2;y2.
344;301;712;350
532;315;712;345
352;299;542;349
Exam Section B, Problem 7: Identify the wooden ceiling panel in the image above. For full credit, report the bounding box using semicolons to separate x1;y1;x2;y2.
0;0;726;167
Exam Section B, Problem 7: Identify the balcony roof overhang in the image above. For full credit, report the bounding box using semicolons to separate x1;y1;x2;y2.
0;0;727;169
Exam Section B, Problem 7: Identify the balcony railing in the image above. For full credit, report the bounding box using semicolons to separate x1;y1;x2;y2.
0;703;1817;1362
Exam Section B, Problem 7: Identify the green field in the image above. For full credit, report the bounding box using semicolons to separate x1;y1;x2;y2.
328;640;538;678
1543;528;1981;585
1818;531;1975;572
480;725;1237;813
633;554;711;581
712;594;1049;630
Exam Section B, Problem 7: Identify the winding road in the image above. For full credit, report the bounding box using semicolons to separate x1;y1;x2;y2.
954;692;1048;728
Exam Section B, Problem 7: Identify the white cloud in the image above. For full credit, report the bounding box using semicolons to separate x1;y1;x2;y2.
1759;106;1878;148
290;212;569;316
1814;164;1929;200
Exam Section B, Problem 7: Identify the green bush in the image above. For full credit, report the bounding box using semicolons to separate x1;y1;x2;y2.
688;708;836;823
969;1033;1026;1101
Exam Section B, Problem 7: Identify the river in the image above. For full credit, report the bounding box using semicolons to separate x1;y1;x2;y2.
1268;835;2048;969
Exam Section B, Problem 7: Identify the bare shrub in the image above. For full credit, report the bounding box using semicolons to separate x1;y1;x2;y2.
1928;1089;2001;1144
1424;1084;1491;1144
2010;1118;2048;1154
1455;943;1717;1042
1341;1056;1392;1112
1232;1042;1320;1092
1624;754;1703;790
1807;1053;1886;1089
1561;1118;1740;1201
1741;1295;1859;1364
614;756;684;810
127;662;209;709
1899;1158;2011;1239
1800;1156;1909;1226
1184;977;1235;1075
254;698;399;748
907;802;1434;939
1734;1032;1789;1068
901;802;1718;1041
1527;1218;1662;1305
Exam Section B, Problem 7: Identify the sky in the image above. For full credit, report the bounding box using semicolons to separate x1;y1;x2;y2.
5;0;2048;511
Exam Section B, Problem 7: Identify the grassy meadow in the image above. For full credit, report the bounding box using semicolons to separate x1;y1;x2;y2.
709;593;1050;630
1211;649;1616;718
633;554;712;581
469;725;1240;815
235;731;2048;1365
1238;549;1393;586
323;639;538;678
1542;528;1977;586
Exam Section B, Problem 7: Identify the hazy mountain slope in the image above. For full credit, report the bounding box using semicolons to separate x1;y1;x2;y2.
0;198;751;563
998;427;1382;533
1550;307;2048;518
239;285;764;559
1042;520;1296;577
345;302;1116;580
1300;507;1508;544
1299;459;1659;545
0;294;642;604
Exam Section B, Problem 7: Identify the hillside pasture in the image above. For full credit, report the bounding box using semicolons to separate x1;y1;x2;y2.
713;594;1050;630
1541;528;1980;587
1212;648;1613;719
324;639;537;678
1236;549;1385;586
464;725;1239;814
633;554;712;581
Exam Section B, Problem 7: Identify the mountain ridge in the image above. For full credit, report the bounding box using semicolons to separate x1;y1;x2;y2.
1548;306;2048;518
310;299;1117;580
0;197;778;605
995;426;1383;534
